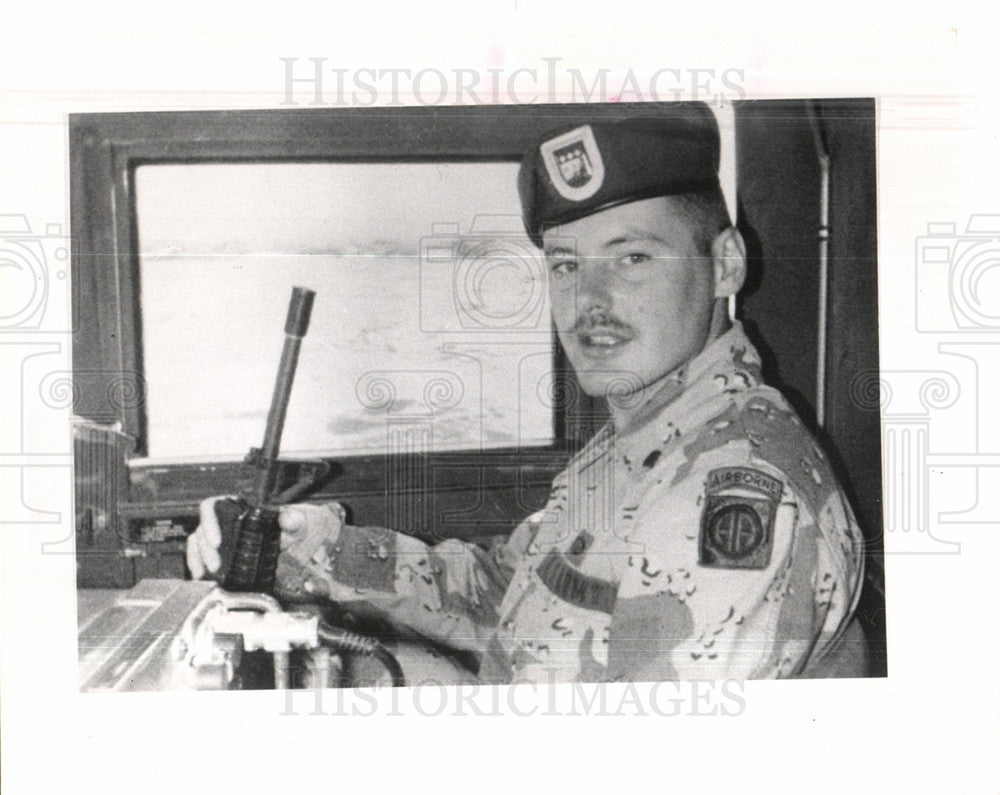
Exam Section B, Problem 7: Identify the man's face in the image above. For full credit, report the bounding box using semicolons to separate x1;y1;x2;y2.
543;196;718;399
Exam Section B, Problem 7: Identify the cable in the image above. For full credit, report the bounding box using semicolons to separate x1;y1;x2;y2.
317;622;406;687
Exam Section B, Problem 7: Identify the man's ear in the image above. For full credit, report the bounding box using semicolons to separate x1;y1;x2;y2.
711;226;747;298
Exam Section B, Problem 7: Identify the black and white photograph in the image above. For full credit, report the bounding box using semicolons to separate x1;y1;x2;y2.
70;100;884;691
2;4;998;793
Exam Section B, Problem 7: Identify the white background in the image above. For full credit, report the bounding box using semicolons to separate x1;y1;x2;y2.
2;2;999;793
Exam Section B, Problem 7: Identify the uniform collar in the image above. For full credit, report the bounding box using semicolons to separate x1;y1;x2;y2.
608;321;764;467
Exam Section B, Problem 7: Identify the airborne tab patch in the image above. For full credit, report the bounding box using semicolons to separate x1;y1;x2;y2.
698;467;783;570
706;466;783;500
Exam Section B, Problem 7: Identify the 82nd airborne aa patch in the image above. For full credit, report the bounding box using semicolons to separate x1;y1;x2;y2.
698;467;784;570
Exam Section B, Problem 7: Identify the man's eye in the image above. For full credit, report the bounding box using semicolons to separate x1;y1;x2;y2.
621;253;651;266
549;260;578;276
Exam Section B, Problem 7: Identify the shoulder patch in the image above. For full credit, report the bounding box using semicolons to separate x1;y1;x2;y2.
332;525;397;593
698;467;783;570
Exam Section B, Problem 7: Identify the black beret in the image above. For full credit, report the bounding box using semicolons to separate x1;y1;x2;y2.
517;103;722;247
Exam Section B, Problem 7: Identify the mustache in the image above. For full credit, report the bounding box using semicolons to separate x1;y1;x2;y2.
570;312;633;335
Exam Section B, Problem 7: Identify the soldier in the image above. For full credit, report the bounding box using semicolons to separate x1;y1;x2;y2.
187;106;868;682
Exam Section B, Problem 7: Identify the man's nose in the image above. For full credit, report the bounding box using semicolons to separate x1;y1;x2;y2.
575;261;613;314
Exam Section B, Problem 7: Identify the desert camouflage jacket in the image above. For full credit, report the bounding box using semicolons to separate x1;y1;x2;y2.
277;322;866;682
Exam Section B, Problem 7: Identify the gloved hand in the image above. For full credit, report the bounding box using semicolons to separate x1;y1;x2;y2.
185;496;347;583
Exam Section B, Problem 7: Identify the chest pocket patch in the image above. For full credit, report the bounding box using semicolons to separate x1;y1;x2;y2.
536;549;618;614
699;467;783;570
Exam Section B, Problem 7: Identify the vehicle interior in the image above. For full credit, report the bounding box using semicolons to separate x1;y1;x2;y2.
70;99;885;690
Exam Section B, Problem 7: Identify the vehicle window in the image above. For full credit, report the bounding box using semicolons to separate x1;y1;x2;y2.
135;162;554;461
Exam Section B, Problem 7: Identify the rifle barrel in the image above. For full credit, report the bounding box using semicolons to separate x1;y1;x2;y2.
252;286;315;505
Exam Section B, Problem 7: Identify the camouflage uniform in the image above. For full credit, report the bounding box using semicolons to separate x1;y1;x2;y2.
278;322;867;682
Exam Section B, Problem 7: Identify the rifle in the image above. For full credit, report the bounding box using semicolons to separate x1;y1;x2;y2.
215;286;318;592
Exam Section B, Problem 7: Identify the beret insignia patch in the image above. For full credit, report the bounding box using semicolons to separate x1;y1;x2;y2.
540;125;605;201
699;467;783;570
